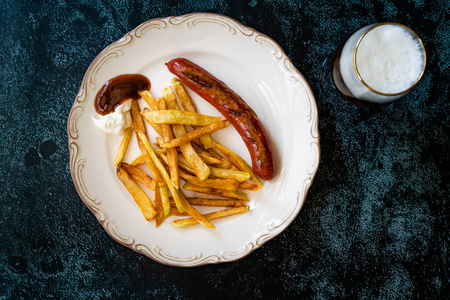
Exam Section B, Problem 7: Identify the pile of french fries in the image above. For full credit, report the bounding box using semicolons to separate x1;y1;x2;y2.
114;78;263;228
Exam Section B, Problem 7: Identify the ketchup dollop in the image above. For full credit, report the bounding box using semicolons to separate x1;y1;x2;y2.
95;74;150;115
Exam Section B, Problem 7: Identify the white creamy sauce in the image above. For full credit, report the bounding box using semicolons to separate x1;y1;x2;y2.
92;99;132;135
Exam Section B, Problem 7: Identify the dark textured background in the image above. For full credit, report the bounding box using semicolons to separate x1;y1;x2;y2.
1;0;448;298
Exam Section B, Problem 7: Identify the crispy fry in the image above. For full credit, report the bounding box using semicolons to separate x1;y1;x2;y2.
178;169;239;191
153;184;164;227
138;90;158;110
199;135;215;149
187;198;245;207
199;154;222;165
183;182;249;201
140;150;163;184
239;181;262;192
156;97;179;189
148;122;165;137
191;144;222;164
138;90;164;135
205;147;233;168
113;127;133;167
160;152;197;177
170;197;245;207
139;107;164;136
137;131;185;213
142;109;223;126
164;152;248;184
156;143;221;166
228;164;241;171
162;87;210;181
120;163;157;191
130;154;146;166
170;206;189;217
154;136;164;147
160;120;230;148
177;190;215;228
210;167;250;182
175;154;197;174
171;77;197;112
170;205;249;227
171;78;215;149
131;101;164;184
212;141;262;186
116;167;157;220
131;100;147;134
180;144;210;180
159;184;171;218
153;147;165;155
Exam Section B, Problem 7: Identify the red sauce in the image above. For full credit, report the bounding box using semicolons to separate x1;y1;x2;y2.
95;74;150;115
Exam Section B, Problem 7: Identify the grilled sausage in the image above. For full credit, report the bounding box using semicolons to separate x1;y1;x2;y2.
166;58;276;180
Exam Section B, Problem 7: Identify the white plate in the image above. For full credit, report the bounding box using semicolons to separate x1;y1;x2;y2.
68;13;320;267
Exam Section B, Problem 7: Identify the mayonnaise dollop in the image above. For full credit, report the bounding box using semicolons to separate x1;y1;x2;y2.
92;99;132;135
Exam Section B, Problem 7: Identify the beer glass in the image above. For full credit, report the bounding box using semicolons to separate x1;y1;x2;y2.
321;22;426;107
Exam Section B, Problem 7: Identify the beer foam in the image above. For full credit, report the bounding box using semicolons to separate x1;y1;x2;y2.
356;24;425;94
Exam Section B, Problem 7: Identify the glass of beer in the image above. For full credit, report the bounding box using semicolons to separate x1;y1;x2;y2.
322;22;426;107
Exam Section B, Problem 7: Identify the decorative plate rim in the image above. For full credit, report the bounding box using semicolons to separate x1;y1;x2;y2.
67;12;321;267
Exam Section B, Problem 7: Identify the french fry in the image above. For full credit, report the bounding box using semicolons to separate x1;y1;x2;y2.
175;142;211;180
132;101;172;218
156;143;221;167
183;182;249;201
159;152;194;175
120;163;157;191
137;131;185;213
153;184;164;227
199;135;215;149
180;145;210;180
170;206;189;217
178;169;239;191
201;155;223;165
142;109;223;126
173;155;249;183
171;77;197;112
130;154;146;166
138;90;158;110
210;167;250;182
156;97;179;190
138;90;164;136
191;144;223;165
159;120;230;148
212;141;262;186
131;101;164;184
205;147;233;168
139;108;164;136
116;167;157;220
153;147;166;155
239;181;262;192
227;164;241;171
197;152;223;165
113;127;133;167
159;184;171;217
170;197;245;207
148;122;165;137
177;190;215;228
154;136;164;147
170;205;249;227
171;77;215;149
131;100;147;134
162;87;210;181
